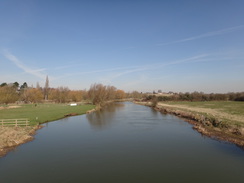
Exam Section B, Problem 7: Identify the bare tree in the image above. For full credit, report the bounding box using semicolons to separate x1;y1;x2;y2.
49;87;70;103
115;89;126;99
88;83;106;106
88;83;125;106
69;90;83;102
20;88;43;103
106;85;116;100
0;85;19;104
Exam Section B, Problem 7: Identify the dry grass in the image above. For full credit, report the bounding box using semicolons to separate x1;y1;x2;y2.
158;101;244;126
0;126;40;157
0;106;21;110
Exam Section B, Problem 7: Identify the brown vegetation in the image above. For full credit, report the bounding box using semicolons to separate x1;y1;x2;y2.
0;81;128;105
88;83;126;107
0;85;19;104
20;88;43;103
0;106;21;110
157;103;244;124
0;126;42;157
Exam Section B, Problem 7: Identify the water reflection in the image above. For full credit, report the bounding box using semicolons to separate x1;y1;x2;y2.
1;102;244;183
86;103;125;129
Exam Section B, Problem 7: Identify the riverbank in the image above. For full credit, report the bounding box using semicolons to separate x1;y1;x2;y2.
0;126;42;157
0;103;96;157
135;101;244;148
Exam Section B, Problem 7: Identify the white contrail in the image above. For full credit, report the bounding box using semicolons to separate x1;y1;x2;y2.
157;25;244;46
3;50;47;79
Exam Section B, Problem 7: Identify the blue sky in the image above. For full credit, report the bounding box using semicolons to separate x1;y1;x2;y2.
0;0;244;93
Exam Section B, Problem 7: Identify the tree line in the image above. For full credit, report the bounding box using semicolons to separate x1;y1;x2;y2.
145;91;244;102
0;81;126;105
2;80;242;105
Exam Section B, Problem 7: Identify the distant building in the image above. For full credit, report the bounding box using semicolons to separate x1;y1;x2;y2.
168;91;174;95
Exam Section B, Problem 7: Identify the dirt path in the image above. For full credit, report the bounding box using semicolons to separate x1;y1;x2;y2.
0;106;21;110
158;103;244;124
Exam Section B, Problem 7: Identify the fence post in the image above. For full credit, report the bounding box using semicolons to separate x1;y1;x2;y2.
15;119;17;127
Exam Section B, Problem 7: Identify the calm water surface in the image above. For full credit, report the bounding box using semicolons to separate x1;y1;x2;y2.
0;102;244;183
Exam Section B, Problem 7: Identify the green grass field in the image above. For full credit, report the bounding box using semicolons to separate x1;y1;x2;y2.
0;103;95;125
164;101;244;116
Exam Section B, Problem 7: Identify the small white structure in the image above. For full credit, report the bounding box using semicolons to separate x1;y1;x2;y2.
70;103;77;106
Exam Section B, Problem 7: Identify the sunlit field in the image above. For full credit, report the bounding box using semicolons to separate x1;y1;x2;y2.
0;103;95;125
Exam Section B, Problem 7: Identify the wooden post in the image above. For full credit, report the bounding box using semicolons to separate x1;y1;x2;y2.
15;119;17;127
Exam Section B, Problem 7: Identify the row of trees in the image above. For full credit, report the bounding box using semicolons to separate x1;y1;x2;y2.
0;81;127;104
2;80;243;105
146;91;244;102
0;81;27;89
0;77;50;104
0;83;48;104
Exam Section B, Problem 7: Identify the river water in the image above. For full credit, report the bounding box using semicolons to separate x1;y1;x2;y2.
0;102;244;183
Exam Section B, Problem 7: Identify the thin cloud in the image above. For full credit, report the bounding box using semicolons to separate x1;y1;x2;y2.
105;54;209;81
80;67;132;75
54;63;87;70
157;25;244;46
156;54;209;67
54;54;211;83
121;75;148;88
111;67;148;78
2;50;47;80
52;66;137;80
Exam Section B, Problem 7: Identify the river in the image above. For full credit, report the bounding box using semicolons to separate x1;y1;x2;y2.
0;102;244;183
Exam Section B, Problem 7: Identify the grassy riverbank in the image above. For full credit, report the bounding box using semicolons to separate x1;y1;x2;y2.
136;101;244;147
0;103;95;157
0;103;95;125
158;101;244;126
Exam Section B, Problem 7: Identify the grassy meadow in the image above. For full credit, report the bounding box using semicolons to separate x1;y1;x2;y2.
163;101;244;115
158;101;244;126
0;103;95;125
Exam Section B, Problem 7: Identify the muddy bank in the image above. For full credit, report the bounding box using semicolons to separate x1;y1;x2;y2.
86;108;97;114
0;126;42;157
136;101;244;148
